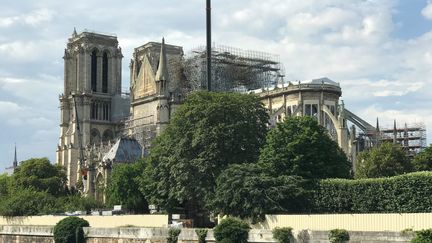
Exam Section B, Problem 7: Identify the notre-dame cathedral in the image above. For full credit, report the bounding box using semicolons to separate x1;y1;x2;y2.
56;29;356;202
56;29;187;201
57;29;400;202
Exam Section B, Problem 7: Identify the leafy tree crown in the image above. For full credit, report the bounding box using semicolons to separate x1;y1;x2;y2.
355;142;412;178
259;116;351;179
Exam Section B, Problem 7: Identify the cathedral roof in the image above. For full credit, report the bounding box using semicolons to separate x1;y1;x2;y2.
102;137;142;163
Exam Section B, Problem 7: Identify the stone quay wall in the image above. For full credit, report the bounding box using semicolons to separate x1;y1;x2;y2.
0;225;415;243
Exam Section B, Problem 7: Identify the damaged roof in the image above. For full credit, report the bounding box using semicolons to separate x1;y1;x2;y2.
102;137;142;163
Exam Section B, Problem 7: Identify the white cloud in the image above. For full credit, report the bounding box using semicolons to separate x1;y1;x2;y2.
23;9;54;26
0;16;19;27
422;1;432;20
0;101;22;115
0;39;63;62
0;9;54;28
0;75;62;105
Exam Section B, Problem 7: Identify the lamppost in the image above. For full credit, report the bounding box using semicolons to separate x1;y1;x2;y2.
206;0;212;91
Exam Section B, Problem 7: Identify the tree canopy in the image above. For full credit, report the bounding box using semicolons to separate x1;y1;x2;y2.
141;91;269;218
355;142;413;178
259;116;351;179
412;145;432;171
12;157;67;196
211;163;309;223
0;189;58;216
0;173;11;198
106;161;148;213
0;158;102;216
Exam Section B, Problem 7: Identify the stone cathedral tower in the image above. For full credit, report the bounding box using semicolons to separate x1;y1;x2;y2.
56;30;129;188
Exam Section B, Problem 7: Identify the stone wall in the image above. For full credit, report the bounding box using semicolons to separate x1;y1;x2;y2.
0;225;53;243
0;225;416;243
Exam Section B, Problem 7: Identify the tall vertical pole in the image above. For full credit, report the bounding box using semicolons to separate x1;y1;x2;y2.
206;0;212;91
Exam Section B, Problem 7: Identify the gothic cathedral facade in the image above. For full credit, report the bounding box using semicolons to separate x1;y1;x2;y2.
56;30;128;189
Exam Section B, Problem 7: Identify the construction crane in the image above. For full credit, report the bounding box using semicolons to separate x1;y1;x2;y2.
72;94;87;192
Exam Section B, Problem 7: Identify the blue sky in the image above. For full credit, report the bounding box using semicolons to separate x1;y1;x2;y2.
0;0;432;170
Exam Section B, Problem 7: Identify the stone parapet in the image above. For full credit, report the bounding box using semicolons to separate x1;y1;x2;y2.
0;225;416;243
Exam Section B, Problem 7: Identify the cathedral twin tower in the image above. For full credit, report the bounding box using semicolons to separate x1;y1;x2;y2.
57;30;178;190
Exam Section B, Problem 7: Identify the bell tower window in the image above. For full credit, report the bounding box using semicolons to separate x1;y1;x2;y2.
102;52;108;93
91;50;97;92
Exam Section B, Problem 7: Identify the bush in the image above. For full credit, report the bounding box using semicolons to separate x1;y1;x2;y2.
214;217;250;243
411;229;432;243
272;227;293;243
329;229;349;243
167;227;181;243
313;172;432;213
53;216;89;243
196;228;208;243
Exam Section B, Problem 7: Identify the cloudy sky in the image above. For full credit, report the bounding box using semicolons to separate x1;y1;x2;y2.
0;0;432;170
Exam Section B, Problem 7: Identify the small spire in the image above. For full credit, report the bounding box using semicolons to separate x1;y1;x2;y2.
155;38;170;82
376;117;380;132
72;27;77;37
13;143;17;168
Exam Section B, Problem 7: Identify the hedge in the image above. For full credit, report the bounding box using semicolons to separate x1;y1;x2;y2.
313;172;432;213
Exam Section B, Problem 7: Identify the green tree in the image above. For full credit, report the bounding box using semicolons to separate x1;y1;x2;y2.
106;162;148;213
259;116;351;179
0;173;11;198
141;92;269;220
0;189;59;216
355;142;412;178
211;163;309;222
412;145;432;171
53;216;89;243
12;157;67;196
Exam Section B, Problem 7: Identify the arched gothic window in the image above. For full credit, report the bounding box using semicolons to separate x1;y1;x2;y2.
90;129;101;145
102;52;108;93
91;50;98;92
102;129;113;143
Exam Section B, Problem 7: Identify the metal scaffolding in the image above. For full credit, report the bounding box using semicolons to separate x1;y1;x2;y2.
184;44;285;92
120;115;156;155
379;122;427;156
